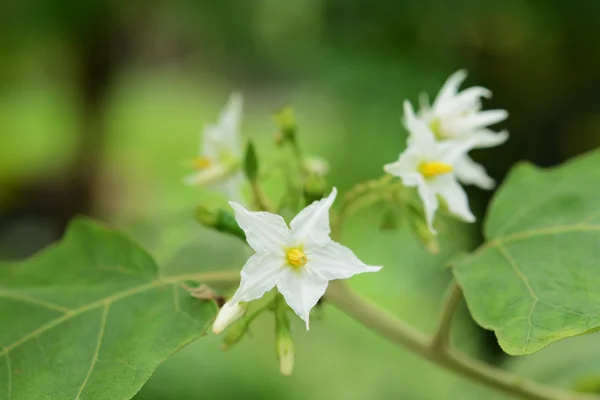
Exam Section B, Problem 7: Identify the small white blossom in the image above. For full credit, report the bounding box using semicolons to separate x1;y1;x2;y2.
413;70;508;190
418;69;508;146
227;188;381;329
406;101;498;190
385;103;478;234
212;301;246;334
184;93;245;202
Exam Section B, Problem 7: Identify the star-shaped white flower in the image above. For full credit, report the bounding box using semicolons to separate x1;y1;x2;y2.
385;103;477;234
225;187;381;329
405;100;497;190
413;70;508;190
419;69;508;146
184;93;245;202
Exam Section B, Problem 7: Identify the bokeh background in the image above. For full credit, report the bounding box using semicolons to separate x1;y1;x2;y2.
2;1;600;399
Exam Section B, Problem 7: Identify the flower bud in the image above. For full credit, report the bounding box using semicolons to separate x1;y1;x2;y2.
301;156;329;177
407;207;439;254
274;296;295;376
276;334;295;376
274;106;297;143
195;205;246;240
213;301;246;334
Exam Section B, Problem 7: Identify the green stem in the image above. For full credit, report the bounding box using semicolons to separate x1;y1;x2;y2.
326;280;596;400
250;180;274;212
332;175;398;239
431;280;463;351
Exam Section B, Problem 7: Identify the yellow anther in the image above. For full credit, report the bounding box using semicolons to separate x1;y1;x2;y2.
193;156;212;170
419;161;453;179
286;248;307;268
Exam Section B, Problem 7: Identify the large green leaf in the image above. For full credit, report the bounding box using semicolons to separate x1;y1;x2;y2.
453;149;600;355
0;218;233;400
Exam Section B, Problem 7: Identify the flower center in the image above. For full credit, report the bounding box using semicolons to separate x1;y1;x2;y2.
193;156;212;170
419;161;453;179
429;118;447;140
286;247;307;268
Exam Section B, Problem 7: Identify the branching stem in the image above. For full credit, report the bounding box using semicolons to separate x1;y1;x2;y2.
325;280;597;400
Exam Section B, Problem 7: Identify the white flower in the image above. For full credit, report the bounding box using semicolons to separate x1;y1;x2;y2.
406;100;498;190
212;301;246;334
414;70;508;190
418;69;509;147
385;103;478;234
184;93;245;202
227;188;381;329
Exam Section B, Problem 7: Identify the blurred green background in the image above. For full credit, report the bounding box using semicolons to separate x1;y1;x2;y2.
2;0;600;399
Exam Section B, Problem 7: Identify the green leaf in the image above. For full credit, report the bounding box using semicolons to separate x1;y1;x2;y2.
453;149;600;355
243;141;259;182
0;218;233;400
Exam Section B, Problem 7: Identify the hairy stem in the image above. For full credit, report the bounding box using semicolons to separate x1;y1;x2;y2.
326;280;596;400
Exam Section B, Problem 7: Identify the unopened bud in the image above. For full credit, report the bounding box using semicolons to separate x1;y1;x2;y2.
277;335;295;376
301;156;329;177
195;205;245;240
303;174;327;204
221;318;248;350
408;213;439;254
274;106;297;142
213;301;246;334
274;296;295;376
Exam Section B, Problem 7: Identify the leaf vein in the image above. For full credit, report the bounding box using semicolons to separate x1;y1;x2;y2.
0;291;70;313
485;224;600;249
497;243;539;301
0;271;237;358
4;352;11;400
172;284;198;324
75;302;110;400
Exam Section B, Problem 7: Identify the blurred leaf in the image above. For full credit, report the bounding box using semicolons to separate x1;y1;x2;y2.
0;218;223;400
454;149;600;355
244;140;259;182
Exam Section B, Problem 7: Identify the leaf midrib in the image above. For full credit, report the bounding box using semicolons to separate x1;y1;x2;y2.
0;270;239;357
481;223;600;251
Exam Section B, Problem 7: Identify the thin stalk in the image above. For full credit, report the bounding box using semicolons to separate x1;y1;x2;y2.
326;280;596;400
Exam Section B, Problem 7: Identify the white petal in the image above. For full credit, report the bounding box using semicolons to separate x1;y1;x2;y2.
218;93;243;154
417;181;439;234
418;91;431;112
231;252;286;303
213;171;246;203
433;69;468;109
229;202;291;252
439;86;490;114
403;101;436;153
384;161;423;187
306;241;381;280
436;139;477;165
383;146;422;183
455;109;508;132
290;187;337;246
433;175;475;223
470;129;509;149
183;164;229;187
213;301;245;334
454;155;495;190
276;268;328;329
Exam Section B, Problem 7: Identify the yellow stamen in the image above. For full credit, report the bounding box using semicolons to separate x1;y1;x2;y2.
286;248;307;268
193;156;212;170
419;161;453;179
